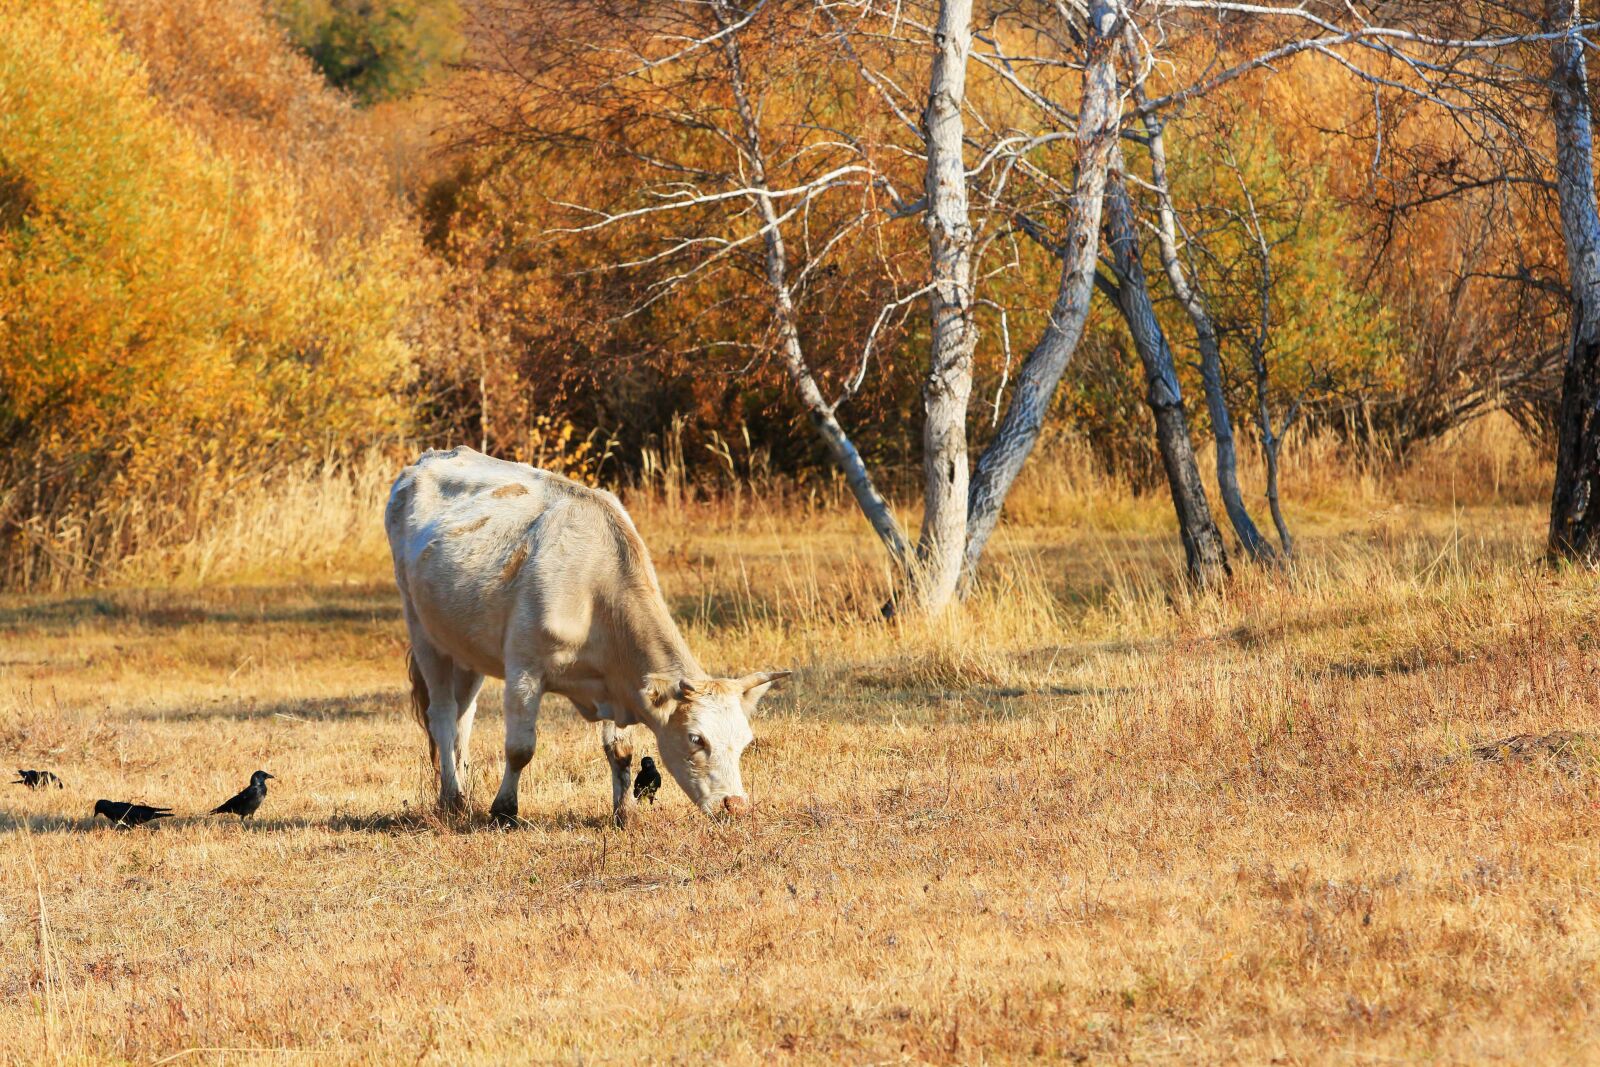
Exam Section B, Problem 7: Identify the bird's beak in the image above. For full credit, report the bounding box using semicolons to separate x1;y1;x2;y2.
264;773;276;780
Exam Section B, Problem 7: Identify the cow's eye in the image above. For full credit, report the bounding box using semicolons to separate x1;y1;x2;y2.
687;732;706;750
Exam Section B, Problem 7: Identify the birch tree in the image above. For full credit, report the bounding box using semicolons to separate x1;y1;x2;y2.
709;0;912;564
1103;159;1232;585
915;0;977;609
1542;0;1600;559
960;0;1125;580
1138;106;1275;561
460;0;917;565
463;0;1002;611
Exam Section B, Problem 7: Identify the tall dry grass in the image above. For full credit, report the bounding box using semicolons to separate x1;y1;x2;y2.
111;412;1550;591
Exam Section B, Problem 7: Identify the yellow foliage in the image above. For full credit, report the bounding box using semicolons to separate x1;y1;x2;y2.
0;0;426;586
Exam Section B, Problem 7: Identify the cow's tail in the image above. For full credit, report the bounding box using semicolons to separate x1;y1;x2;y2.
406;648;439;769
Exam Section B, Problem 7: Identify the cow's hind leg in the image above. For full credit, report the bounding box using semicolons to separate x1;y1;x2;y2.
453;668;485;792
411;640;466;813
601;719;638;828
491;668;543;825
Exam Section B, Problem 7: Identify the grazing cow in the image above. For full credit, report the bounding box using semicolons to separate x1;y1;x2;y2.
385;447;789;824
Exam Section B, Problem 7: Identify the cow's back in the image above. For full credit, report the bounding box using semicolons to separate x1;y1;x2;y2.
386;448;630;678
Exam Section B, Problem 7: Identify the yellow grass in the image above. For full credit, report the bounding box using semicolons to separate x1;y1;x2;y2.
3;419;1597;1064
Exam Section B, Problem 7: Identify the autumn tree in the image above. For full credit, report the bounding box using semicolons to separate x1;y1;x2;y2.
1114;1;1600;558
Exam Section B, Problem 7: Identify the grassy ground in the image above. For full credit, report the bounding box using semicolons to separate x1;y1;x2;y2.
3;429;1599;1064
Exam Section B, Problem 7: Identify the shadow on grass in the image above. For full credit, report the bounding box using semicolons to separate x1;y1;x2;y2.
0;585;402;632
0;596;130;628
668;590;784;631
0;812;249;833
321;808;614;835
1316;644;1484;680
795;683;1131;726
153;691;401;723
0;812;106;833
0;807;613;835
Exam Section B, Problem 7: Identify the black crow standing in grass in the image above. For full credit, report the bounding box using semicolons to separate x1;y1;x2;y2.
93;800;174;828
632;756;661;805
211;770;274;822
14;769;63;790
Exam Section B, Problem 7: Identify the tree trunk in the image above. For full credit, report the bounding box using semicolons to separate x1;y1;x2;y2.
1545;0;1600;562
1104;167;1231;587
1248;270;1296;558
1141;113;1273;561
715;4;910;565
914;0;978;611
961;3;1122;584
1264;438;1293;557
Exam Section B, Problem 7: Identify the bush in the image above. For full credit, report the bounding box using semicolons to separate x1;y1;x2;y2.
0;0;425;588
275;0;463;105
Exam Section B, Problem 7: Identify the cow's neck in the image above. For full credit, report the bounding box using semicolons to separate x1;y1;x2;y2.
610;584;702;724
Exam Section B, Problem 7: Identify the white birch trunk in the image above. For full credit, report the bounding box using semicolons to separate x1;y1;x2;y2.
961;4;1122;584
715;4;911;565
915;0;978;611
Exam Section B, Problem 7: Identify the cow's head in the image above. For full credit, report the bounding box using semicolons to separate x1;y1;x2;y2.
644;670;791;817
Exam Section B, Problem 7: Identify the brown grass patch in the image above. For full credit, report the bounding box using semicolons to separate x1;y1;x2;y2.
1471;730;1598;768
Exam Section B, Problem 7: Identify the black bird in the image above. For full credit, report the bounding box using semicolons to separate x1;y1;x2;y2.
93;799;174;828
14;769;63;790
211;770;274;822
633;756;661;805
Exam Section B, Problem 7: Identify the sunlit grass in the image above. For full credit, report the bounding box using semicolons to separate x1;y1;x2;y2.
3;418;1597;1063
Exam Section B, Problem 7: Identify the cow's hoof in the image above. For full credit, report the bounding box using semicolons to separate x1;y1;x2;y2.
490;807;519;828
612;806;637;830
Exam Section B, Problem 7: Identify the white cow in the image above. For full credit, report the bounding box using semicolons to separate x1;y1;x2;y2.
385;447;789;823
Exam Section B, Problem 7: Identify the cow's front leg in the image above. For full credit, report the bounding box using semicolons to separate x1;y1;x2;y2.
601;719;637;828
492;670;543;825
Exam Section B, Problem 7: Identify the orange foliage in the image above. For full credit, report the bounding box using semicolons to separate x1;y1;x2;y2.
0;0;433;587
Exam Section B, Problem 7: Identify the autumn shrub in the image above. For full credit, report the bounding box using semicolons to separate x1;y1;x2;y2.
1246;59;1567;455
429;18;933;491
1047;103;1398;488
275;0;464;105
0;0;426;588
1044;53;1562;484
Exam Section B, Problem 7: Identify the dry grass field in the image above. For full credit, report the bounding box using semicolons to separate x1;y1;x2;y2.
3;425;1598;1065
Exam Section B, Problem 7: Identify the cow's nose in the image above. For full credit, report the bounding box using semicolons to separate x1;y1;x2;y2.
722;795;749;816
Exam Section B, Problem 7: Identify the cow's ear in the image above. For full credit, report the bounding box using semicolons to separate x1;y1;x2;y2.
738;670;793;712
644;674;680;708
645;674;700;707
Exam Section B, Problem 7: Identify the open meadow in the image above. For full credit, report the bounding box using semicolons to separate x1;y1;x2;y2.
13;0;1600;1062
2;429;1598;1064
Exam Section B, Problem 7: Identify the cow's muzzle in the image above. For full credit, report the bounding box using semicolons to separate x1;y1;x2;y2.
721;795;749;817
